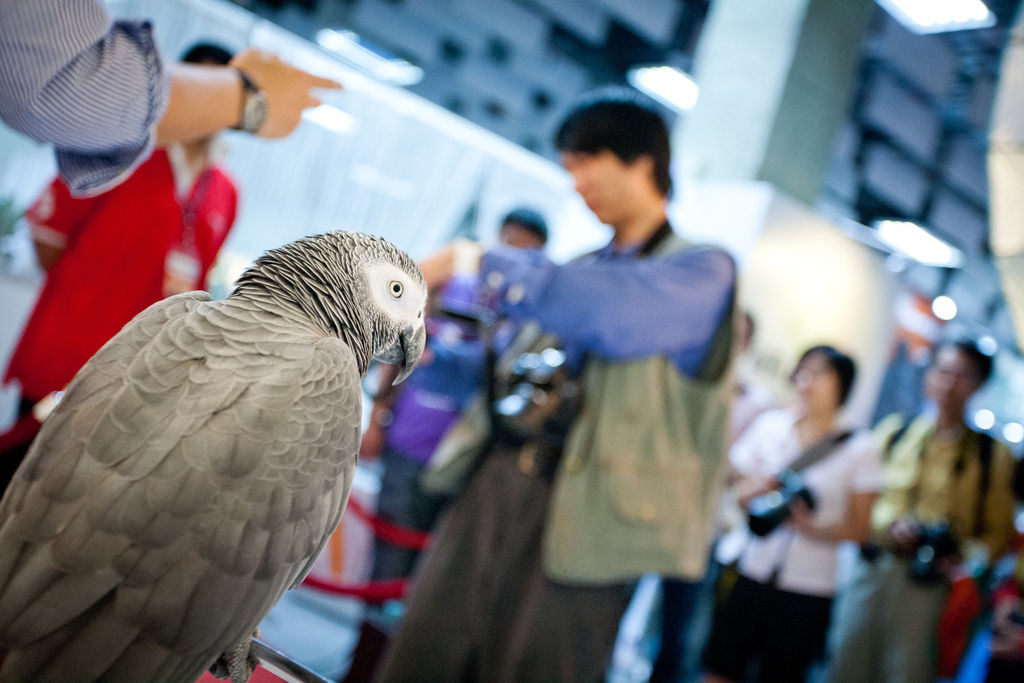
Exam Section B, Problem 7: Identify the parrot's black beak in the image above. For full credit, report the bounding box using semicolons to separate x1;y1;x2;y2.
392;321;426;385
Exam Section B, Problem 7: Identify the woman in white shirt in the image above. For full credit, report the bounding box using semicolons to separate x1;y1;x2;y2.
701;345;884;683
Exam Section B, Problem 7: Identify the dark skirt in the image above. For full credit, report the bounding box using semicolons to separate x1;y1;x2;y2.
702;573;833;683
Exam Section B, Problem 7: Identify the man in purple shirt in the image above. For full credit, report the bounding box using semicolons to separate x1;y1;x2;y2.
341;210;548;682
361;208;548;581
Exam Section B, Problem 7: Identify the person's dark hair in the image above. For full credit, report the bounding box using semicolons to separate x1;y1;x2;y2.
933;338;994;384
554;86;672;197
180;42;234;66
792;345;857;407
501;207;548;244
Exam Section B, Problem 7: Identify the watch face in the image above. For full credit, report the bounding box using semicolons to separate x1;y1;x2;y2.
243;91;268;133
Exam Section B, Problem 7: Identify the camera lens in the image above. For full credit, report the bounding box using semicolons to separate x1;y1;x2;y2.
749;490;785;515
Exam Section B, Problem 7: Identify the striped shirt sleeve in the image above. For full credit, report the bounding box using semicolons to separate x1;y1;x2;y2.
0;0;170;196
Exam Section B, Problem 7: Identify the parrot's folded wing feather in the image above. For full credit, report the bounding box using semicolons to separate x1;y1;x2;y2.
0;294;361;683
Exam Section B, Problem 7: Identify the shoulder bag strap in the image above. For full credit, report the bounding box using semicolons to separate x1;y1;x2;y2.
785;429;854;474
972;432;994;539
884;417;911;461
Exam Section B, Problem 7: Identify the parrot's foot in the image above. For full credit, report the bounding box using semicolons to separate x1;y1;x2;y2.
209;631;260;683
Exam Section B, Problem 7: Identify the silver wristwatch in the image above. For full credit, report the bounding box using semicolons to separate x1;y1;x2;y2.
232;67;268;134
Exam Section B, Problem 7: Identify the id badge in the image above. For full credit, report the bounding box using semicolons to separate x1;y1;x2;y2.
163;246;202;297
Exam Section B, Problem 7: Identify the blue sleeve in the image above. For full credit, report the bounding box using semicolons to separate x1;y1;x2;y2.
481;244;737;377
0;0;169;196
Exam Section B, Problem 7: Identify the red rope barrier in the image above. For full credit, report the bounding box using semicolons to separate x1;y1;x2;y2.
297;496;430;603
301;574;409;602
345;498;432;551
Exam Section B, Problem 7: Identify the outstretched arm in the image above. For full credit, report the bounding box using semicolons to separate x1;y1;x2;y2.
158;49;341;145
481;244;736;377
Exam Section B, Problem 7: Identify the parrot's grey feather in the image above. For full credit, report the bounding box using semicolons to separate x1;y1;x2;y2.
0;231;426;682
0;295;361;679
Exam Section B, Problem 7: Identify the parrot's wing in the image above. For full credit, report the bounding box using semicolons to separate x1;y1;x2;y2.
0;296;361;682
0;292;211;518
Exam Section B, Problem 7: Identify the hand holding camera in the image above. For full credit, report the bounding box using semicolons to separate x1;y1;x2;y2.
491;347;582;445
746;469;816;537
744;430;851;538
890;515;922;555
910;521;960;583
787;496;818;536
890;516;961;583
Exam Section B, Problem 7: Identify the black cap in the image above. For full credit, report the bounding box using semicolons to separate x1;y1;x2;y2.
180;42;234;65
501;207;548;244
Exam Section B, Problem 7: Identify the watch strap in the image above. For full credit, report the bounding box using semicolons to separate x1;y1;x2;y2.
233;67;258;95
231;67;262;132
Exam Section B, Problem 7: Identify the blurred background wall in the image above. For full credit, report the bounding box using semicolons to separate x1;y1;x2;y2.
0;0;1022;443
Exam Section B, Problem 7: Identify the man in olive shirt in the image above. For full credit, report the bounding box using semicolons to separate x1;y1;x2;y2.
829;339;1017;682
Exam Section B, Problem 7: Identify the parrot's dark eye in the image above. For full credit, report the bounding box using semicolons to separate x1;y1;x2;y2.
389;281;404;298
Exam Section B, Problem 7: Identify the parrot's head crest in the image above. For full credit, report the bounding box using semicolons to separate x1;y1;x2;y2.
233;231;427;381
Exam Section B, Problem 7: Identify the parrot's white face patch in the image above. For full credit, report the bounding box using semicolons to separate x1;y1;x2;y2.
365;262;426;325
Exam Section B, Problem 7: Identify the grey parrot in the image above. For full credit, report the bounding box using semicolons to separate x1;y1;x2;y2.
0;230;427;682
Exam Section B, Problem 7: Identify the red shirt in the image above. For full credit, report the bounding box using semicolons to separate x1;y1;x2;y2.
5;149;237;401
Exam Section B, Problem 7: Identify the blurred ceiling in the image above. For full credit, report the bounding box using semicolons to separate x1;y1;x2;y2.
822;0;1022;347
229;0;1023;349
228;0;712;154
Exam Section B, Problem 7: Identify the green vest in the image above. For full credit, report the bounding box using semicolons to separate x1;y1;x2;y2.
543;235;735;584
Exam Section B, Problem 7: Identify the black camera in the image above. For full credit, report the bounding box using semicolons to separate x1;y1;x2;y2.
492;348;582;443
747;469;816;537
908;521;959;584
